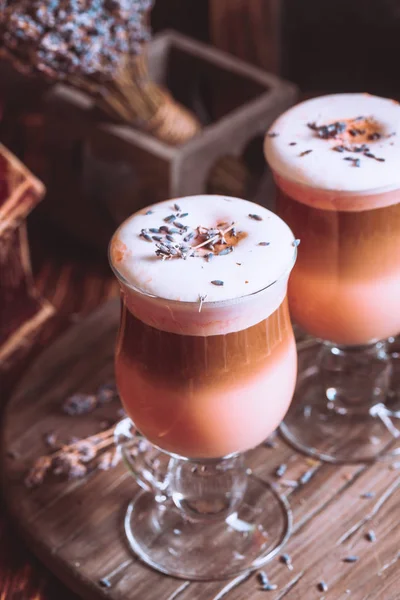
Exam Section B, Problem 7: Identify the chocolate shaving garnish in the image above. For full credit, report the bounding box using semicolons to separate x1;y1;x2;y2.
308;121;346;139
300;149;313;157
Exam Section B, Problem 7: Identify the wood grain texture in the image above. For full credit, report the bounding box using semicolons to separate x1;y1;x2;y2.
1;300;399;600
209;0;282;73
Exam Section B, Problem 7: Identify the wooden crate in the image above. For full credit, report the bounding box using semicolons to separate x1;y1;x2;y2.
0;144;54;370
42;31;297;248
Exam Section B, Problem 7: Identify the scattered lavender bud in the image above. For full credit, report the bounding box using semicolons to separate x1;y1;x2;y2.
174;203;181;212
211;280;224;286
149;228;160;234
257;571;269;587
299;469;315;485
248;214;263;221
365;530;376;542
300;149;313;157
164;215;176;223
360;492;375;499
275;463;287;478
280;554;293;570
140;231;152;242
258;242;270;246
145;210;153;215
318;581;328;592
343;556;359;563
180;212;189;218
62;394;97;416
98;578;112;588
218;246;233;256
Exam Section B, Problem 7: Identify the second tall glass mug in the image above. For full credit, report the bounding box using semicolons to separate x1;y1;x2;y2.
265;93;400;463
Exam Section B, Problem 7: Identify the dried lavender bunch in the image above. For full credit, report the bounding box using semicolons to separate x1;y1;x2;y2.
0;0;152;82
0;0;201;143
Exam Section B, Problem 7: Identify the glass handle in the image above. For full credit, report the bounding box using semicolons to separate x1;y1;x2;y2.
114;418;170;502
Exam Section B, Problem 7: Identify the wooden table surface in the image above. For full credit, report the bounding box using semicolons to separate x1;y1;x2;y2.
1;221;400;600
0;221;118;599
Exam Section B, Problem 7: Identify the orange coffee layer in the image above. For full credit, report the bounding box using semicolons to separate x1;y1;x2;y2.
115;298;296;457
277;187;400;344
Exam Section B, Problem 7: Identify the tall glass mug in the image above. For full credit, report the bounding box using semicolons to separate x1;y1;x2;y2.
109;195;297;579
265;93;400;463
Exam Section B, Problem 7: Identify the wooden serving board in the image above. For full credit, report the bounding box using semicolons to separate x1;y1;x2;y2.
1;300;400;600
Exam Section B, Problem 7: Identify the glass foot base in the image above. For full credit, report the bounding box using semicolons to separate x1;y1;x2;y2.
280;362;400;464
124;476;292;581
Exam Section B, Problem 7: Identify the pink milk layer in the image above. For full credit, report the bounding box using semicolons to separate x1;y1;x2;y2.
275;174;400;345
116;296;297;458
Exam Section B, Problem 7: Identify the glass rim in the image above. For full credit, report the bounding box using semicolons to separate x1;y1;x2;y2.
108;231;297;308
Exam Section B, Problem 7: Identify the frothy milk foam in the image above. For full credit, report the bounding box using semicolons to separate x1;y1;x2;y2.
111;195;296;336
265;93;400;210
265;94;400;345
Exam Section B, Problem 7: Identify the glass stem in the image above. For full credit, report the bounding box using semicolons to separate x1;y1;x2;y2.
167;454;248;523
319;340;392;415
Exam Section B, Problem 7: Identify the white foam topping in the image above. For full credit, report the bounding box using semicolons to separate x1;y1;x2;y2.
265;93;400;194
110;195;296;335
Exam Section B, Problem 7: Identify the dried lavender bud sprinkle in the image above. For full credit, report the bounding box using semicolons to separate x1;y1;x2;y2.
280;554;293;570
205;253;213;262
164;215;176;223
365;530;376;542
219;246;233;256
343;556;359;563
299;469;315;485
149;228;160;234
360;492;375;499
267;132;279;138
275;463;287;478
249;214;263;221
257;571;269;586
289;142;297;146
99;578;112;588
145;210;153;215
318;581;328;592
300;149;313;157
258;242;270;246
174;203;181;211
211;280;224;286
180;212;189;218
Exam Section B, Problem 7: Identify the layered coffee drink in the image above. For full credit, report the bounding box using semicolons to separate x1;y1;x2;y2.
265;94;400;346
110;195;297;458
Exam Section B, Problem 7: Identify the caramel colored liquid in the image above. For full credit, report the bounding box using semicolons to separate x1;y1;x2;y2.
115;298;296;458
277;187;400;345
